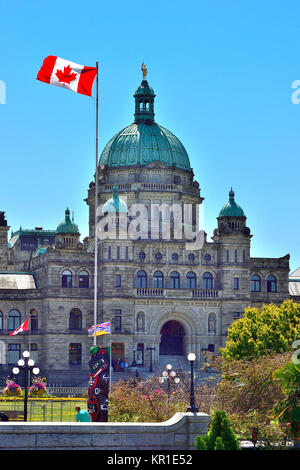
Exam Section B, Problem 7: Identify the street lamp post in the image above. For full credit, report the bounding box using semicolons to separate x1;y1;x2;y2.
159;363;180;403
132;347;137;367
186;352;199;413
146;346;155;372
12;350;40;421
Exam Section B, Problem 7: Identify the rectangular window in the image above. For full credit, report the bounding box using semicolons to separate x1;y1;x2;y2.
243;249;246;263
69;343;82;365
116;246;120;260
8;344;20;365
234;250;238;264
30;344;38;363
115;274;121;287
114;309;122;333
234;277;239;290
125;246;129;260
226;250;230;263
108;246;111;260
232;312;241;319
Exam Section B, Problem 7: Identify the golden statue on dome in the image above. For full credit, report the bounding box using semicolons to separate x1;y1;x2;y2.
141;62;147;80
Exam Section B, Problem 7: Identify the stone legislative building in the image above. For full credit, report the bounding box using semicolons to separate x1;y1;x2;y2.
0;71;291;385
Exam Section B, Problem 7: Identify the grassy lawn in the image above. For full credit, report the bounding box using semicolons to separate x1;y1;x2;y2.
0;398;88;422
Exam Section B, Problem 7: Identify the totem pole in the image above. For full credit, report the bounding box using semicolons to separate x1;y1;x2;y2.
87;346;110;422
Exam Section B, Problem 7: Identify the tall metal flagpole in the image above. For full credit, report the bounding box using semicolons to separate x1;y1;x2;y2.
93;62;99;346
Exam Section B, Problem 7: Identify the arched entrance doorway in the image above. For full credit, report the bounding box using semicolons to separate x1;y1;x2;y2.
159;320;185;355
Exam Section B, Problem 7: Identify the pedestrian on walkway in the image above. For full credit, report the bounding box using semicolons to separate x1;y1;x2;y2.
75;406;91;422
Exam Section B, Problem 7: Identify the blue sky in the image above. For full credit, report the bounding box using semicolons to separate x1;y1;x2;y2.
0;0;299;272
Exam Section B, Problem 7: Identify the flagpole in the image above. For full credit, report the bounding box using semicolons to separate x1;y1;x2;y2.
109;339;112;393
93;62;99;347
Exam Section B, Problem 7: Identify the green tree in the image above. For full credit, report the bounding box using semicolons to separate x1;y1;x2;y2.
220;413;240;450
207;410;226;450
273;360;300;446
195;410;240;450
195;435;207;450
215;436;225;450
220;300;300;361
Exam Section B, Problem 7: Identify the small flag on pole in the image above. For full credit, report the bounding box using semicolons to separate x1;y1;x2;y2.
9;318;29;336
88;321;111;337
37;56;97;96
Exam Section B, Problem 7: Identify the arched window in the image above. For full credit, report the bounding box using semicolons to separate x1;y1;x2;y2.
136;270;147;288
30;309;38;331
202;272;213;290
170;271;180;289
79;270;89;288
251;274;261;292
8;309;21;332
186;272;197;289
62;270;72;288
69;308;82;330
267;275;277;293
153;271;164;288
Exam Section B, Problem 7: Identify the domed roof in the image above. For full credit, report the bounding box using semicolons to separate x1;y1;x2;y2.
134;80;155;97
56;208;80;234
102;186;128;214
99;74;191;171
219;189;245;217
99;122;191;170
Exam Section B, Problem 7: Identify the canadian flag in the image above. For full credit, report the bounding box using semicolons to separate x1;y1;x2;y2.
9;318;29;336
37;56;97;97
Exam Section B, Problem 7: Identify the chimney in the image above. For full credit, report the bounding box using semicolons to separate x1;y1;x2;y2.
0;211;10;270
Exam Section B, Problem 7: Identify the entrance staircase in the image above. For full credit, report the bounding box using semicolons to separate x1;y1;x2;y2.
110;355;190;383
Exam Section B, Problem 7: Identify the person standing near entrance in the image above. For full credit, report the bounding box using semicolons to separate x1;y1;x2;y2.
75;406;91;422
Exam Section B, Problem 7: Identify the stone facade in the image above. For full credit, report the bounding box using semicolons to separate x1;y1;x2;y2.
0;76;291;385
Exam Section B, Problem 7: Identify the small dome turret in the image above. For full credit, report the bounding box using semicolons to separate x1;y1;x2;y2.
218;188;245;217
56;208;80;234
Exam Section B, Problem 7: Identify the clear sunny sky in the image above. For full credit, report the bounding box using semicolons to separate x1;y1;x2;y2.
0;0;299;272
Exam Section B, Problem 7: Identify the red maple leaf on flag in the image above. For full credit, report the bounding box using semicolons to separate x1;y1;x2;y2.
56;65;77;84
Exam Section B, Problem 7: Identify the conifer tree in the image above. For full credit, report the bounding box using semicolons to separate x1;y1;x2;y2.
215;436;225;450
195;435;207;450
220;414;240;450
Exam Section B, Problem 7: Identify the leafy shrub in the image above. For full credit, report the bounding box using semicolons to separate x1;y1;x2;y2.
195;410;240;450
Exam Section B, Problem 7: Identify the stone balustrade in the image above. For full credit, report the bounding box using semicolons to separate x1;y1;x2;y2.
136;288;220;299
0;412;209;450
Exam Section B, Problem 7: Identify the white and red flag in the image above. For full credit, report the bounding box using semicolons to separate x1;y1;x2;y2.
9;318;29;336
37;56;97;97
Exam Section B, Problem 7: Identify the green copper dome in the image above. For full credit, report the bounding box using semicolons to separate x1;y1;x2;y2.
56;208;80;234
99;77;191;171
102;186;128;214
219;189;245;217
